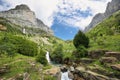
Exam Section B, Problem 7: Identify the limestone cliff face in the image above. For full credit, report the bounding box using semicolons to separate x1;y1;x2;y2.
0;4;53;34
84;0;120;32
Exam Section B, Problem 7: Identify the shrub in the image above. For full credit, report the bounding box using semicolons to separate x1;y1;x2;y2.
51;44;63;64
73;30;89;48
36;49;47;66
18;39;38;56
0;43;17;57
1;34;38;56
72;46;88;59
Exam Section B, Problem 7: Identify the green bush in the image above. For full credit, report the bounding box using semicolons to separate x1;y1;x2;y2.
18;39;38;56
73;30;89;49
1;34;38;56
0;43;17;57
51;44;63;64
36;49;47;66
72;46;88;59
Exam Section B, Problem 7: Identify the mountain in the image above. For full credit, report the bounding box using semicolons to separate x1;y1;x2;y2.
84;0;120;32
87;10;120;51
0;4;53;35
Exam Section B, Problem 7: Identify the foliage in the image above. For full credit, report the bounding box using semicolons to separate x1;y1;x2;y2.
18;38;38;56
36;49;47;66
51;44;63;64
0;43;17;57
73;30;89;49
0;34;38;56
44;75;56;80
72;45;88;59
87;11;120;51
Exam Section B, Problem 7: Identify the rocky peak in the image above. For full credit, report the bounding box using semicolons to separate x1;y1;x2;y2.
0;4;53;35
14;4;31;11
84;0;120;32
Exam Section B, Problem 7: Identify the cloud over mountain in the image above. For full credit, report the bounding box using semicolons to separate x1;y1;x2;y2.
0;0;111;29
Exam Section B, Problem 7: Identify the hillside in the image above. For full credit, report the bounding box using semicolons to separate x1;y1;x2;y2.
0;18;75;80
87;10;120;51
84;0;120;32
0;4;53;35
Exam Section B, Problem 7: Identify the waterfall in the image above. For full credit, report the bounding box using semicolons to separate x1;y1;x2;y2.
61;71;71;80
46;51;51;63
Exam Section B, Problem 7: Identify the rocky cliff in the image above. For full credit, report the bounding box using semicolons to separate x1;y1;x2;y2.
0;4;53;34
84;0;120;32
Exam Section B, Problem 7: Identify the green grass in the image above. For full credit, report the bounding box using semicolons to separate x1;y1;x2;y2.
87;10;120;52
0;54;39;79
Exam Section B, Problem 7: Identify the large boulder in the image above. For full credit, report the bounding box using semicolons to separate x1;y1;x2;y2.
76;67;110;80
104;52;120;61
100;57;118;64
111;64;120;71
88;50;108;59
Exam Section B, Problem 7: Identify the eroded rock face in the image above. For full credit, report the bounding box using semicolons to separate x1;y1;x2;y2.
84;0;120;32
111;64;120;71
100;57;118;64
0;4;53;34
104;52;120;61
88;50;107;59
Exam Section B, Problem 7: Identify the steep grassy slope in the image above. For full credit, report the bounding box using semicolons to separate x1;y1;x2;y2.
87;11;120;51
0;17;75;79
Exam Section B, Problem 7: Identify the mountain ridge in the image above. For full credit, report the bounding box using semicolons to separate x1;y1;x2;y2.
0;4;53;35
84;0;120;32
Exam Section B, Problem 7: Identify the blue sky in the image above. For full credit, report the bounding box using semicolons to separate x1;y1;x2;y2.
0;0;111;40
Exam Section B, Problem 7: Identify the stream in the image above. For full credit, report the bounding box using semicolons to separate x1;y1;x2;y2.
46;52;72;80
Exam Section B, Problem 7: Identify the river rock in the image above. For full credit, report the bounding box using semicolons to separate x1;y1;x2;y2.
104;52;120;61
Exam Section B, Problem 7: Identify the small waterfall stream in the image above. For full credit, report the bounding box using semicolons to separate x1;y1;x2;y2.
46;51;51;63
46;52;71;80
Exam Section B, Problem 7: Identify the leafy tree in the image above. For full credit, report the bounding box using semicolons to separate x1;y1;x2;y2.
51;44;63;63
36;49;47;66
73;30;89;48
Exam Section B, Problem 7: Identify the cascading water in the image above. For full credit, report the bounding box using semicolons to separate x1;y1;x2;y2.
46;51;51;63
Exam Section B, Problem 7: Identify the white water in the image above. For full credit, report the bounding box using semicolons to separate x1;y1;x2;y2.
46;52;72;80
61;71;72;80
46;51;51;63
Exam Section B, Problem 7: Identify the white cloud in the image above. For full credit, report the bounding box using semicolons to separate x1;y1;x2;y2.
3;0;59;27
55;0;112;29
1;0;111;29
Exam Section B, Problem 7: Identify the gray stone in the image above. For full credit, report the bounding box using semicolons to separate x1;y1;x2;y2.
88;50;107;59
84;0;120;32
0;4;53;35
100;57;118;64
104;52;120;61
111;64;120;71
